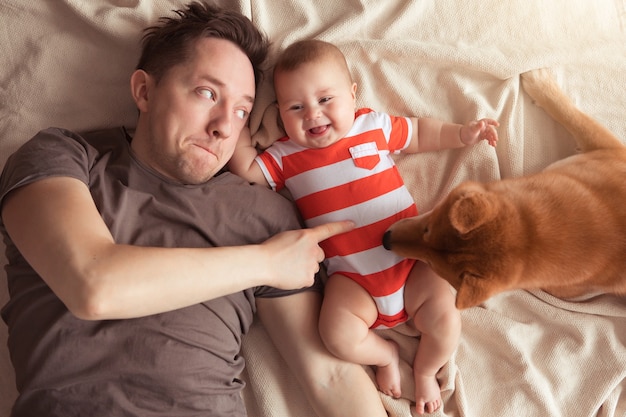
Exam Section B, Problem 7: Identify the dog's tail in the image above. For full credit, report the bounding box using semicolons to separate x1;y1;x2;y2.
521;69;623;152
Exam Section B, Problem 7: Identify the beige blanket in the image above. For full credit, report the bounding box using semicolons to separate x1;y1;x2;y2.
1;1;625;416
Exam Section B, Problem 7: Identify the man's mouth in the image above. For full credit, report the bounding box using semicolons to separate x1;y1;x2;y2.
192;143;217;158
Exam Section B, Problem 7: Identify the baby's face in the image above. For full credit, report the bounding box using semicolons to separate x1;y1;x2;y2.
274;58;356;149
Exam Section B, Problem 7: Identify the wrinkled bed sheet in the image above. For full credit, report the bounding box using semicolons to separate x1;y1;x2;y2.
1;1;625;416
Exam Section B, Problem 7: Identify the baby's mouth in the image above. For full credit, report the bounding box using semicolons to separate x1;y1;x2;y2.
308;125;330;135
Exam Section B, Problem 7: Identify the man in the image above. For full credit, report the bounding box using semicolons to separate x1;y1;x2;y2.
0;2;386;416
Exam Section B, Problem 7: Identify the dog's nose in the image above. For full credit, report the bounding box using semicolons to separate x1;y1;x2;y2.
382;230;392;250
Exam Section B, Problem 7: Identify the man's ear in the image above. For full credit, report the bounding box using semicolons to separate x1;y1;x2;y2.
449;191;497;235
130;69;151;113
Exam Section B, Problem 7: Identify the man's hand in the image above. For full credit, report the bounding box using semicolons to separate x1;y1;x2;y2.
261;221;355;289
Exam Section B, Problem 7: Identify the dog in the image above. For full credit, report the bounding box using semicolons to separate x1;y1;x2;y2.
383;68;626;309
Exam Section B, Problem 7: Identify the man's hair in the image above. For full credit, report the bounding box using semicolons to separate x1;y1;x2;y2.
136;1;269;85
274;39;352;81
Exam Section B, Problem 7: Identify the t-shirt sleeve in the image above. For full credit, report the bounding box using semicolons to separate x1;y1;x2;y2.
254;150;285;192
254;272;323;298
355;109;412;154
0;128;92;207
386;114;412;153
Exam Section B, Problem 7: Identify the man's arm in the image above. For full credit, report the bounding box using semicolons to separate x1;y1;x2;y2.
257;291;387;417
1;177;352;320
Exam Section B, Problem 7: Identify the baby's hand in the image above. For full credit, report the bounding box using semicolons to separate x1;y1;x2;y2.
460;118;499;147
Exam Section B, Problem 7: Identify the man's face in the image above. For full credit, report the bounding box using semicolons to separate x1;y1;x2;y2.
136;37;256;184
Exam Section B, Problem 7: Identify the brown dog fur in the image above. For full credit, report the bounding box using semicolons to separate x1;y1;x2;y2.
383;69;626;309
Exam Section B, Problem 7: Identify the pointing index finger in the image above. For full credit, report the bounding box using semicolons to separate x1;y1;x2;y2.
310;220;355;243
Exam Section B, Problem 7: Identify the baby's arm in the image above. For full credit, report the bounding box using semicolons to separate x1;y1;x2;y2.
227;127;270;187
405;117;499;154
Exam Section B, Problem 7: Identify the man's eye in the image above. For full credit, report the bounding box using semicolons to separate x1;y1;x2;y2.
235;109;248;120
197;88;215;100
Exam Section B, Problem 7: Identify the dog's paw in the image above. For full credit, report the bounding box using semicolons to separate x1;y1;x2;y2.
521;68;553;83
521;68;561;107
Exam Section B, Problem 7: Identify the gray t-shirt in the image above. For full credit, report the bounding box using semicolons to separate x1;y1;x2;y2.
0;127;317;417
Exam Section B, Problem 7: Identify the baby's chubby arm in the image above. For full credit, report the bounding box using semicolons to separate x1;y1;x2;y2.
227;127;270;187
405;117;499;154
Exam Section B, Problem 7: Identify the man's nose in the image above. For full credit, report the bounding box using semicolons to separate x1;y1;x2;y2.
208;102;233;139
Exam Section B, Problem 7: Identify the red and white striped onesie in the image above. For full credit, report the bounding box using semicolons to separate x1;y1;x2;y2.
255;108;418;328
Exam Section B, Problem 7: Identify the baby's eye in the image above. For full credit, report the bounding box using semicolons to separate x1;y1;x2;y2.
319;96;332;104
197;88;215;100
289;104;304;111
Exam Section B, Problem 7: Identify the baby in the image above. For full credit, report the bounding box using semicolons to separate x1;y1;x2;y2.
229;39;499;414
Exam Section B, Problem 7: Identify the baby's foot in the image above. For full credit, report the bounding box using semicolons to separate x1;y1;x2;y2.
375;340;402;398
414;373;442;415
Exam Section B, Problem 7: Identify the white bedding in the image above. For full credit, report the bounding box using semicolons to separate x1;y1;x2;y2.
1;1;625;416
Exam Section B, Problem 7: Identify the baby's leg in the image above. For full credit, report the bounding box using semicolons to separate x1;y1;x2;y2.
319;274;402;398
405;262;461;415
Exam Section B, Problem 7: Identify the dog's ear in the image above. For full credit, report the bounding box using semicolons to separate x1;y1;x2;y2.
449;191;497;235
456;272;498;309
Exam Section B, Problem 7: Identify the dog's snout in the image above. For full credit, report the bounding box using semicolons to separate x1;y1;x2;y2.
382;230;392;250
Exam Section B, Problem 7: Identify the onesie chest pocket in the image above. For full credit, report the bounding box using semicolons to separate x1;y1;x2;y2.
349;142;380;170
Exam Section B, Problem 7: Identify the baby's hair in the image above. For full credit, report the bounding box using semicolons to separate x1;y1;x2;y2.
274;39;352;82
